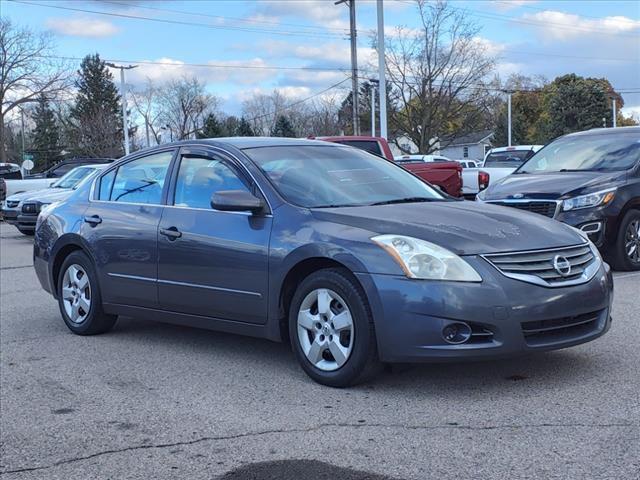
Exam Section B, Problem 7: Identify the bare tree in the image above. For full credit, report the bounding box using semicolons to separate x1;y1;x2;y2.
0;18;69;162
130;79;164;147
242;90;289;136
158;77;218;141
385;0;495;153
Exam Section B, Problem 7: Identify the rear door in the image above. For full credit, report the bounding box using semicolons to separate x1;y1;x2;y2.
81;149;175;308
156;147;271;324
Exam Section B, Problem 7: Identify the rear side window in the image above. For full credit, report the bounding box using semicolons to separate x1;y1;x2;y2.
336;140;383;157
106;151;173;204
174;156;250;209
98;170;116;200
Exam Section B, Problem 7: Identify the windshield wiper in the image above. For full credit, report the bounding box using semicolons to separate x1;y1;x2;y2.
369;197;437;206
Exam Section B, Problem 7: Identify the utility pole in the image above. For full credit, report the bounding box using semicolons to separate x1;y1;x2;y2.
336;0;359;135
20;107;25;162
106;62;137;155
369;79;379;136
505;90;513;146
377;0;388;140
612;97;617;128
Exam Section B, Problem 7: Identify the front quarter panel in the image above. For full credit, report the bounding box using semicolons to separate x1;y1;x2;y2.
34;187;91;296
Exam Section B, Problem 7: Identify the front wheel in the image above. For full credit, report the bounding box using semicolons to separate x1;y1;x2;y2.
289;268;380;387
610;210;640;271
57;251;117;335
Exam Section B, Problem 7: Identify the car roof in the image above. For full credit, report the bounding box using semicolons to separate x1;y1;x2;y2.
488;145;543;153
207;137;343;149
566;126;640;137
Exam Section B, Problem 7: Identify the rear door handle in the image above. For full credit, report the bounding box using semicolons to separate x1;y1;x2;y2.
83;215;102;225
160;226;182;240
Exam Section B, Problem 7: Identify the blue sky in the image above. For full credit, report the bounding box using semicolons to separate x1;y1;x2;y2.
3;0;640;116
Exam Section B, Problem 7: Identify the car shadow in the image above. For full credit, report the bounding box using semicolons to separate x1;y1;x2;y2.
108;316;603;395
216;459;401;480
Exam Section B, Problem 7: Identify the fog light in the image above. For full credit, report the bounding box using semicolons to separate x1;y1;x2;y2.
442;322;472;344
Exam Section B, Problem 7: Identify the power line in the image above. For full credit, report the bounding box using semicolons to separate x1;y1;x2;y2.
246;78;352;123
100;0;349;34
37;55;352;73
8;0;348;39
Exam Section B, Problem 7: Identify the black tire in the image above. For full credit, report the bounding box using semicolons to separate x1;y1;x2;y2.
57;250;117;335
17;228;34;236
288;268;380;387
610;210;640;271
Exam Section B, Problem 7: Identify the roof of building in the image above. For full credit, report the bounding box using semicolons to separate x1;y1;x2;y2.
442;130;494;147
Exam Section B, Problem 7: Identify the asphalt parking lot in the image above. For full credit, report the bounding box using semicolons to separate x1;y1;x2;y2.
0;222;639;480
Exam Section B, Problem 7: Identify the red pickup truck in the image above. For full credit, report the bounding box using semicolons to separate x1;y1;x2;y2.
313;136;463;197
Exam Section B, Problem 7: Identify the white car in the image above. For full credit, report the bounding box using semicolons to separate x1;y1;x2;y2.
480;145;544;180
1;165;107;235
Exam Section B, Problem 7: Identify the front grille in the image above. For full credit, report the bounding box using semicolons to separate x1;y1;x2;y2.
484;244;597;286
521;310;603;346
489;200;558;218
6;200;19;208
21;203;37;214
468;324;494;344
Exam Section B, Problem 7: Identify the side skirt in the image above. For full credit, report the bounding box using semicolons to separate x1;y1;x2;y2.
103;303;282;342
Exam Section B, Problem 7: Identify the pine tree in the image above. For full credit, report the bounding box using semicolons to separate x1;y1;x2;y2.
237;117;254;136
32;95;62;169
197;113;222;138
69;54;123;158
271;115;295;137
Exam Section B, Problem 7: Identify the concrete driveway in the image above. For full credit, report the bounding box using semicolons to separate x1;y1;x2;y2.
1;222;638;479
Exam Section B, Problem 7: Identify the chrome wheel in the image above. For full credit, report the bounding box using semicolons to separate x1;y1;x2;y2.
625;219;640;263
61;264;92;324
297;288;354;372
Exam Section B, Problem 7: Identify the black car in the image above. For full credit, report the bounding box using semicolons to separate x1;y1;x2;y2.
477;127;640;270
27;157;114;179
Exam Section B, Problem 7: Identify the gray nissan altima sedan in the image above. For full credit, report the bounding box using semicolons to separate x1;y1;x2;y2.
33;138;613;386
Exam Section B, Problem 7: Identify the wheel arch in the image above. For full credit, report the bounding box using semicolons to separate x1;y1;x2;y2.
50;234;98;296
273;246;371;342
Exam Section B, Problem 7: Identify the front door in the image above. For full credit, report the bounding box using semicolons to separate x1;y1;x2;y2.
157;148;271;324
81;149;175;308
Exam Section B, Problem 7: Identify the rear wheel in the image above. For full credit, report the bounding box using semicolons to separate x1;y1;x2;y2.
57;251;117;335
288;268;380;387
610;210;640;271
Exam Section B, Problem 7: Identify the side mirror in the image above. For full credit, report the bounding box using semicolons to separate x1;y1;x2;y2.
211;190;265;214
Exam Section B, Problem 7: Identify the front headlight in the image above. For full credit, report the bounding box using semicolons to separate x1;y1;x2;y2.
372;234;482;282
562;188;616;212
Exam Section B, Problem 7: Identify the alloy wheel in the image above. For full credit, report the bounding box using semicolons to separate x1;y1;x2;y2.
625;219;640;264
61;264;92;323
297;288;354;372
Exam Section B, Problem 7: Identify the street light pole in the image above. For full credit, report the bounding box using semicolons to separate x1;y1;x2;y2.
506;90;513;146
377;0;388;140
369;78;379;136
106;62;137;155
612;97;617;128
336;0;359;135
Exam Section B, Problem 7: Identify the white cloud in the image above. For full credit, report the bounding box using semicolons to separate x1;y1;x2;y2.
46;17;120;38
489;0;539;12
521;11;640;41
124;57;275;86
253;0;349;30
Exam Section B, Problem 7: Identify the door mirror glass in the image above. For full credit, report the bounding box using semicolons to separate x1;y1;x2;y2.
211;190;264;213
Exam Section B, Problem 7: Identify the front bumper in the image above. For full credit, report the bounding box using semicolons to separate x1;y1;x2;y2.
357;257;613;363
16;213;37;231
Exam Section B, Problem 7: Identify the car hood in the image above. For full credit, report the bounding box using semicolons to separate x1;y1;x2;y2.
6;187;67;202
22;188;74;203
312;201;584;255
484;171;624;200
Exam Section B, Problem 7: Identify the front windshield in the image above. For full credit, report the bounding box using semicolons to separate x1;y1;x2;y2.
484;150;533;168
244;145;444;208
51;166;95;189
517;131;640;174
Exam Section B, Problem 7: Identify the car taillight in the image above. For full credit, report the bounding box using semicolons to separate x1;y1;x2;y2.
478;171;490;191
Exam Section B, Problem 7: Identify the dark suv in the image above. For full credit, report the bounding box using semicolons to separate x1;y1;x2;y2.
478;127;640;270
27;157;114;179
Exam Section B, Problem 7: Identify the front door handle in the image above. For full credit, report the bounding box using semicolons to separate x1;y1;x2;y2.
160;226;182;240
84;215;102;225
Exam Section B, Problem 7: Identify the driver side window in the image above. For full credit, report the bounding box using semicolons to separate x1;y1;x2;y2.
174;156;250;209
